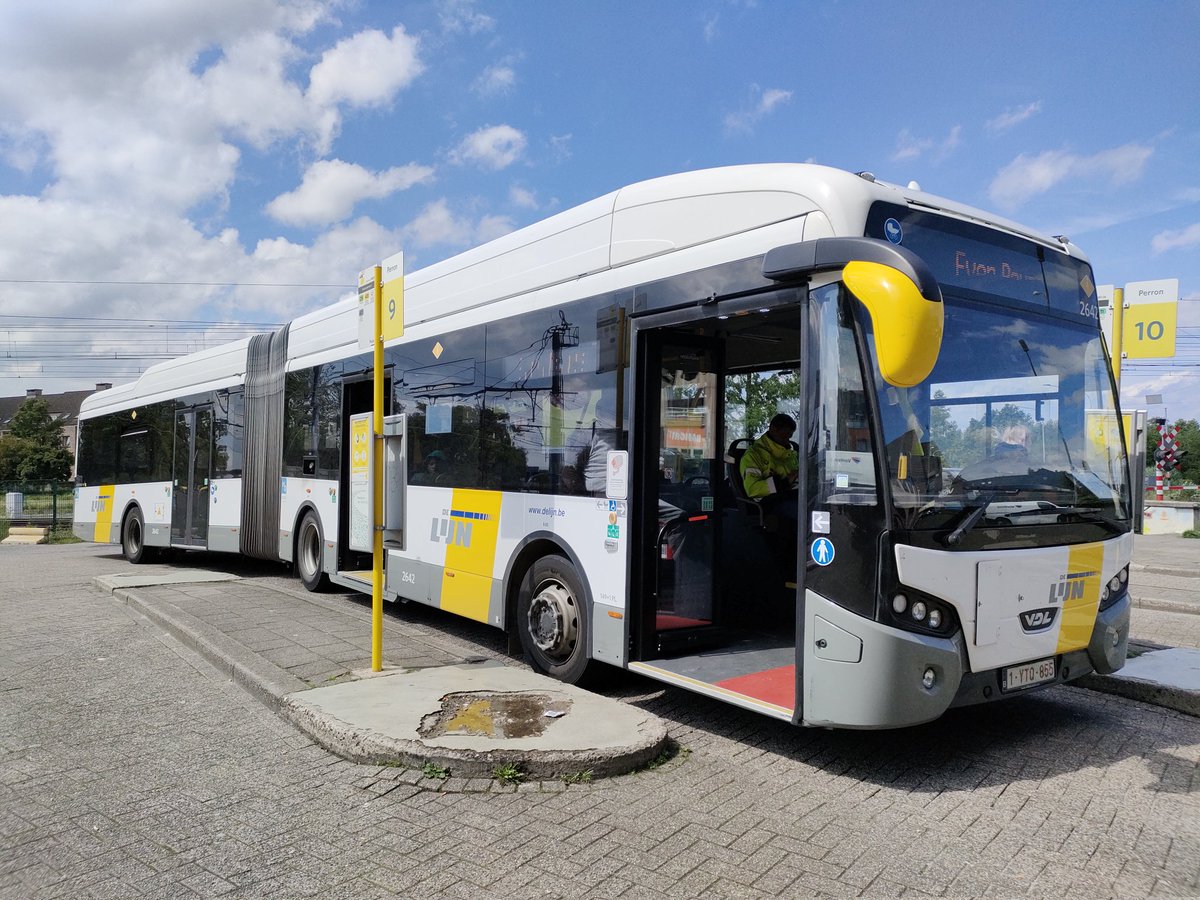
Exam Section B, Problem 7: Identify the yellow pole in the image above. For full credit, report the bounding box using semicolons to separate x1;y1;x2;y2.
371;265;384;672
1110;287;1125;388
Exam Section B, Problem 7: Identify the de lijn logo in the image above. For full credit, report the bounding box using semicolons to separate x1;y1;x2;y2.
430;516;473;547
1048;569;1097;604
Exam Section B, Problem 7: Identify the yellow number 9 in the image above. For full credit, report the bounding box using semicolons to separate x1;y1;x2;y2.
388;298;396;320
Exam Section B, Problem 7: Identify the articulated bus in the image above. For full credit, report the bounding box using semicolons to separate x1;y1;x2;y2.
74;164;1133;729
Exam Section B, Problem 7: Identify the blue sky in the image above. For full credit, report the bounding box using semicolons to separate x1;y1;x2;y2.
1;0;1198;422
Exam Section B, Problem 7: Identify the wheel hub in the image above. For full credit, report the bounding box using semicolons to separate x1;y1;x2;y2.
527;582;577;657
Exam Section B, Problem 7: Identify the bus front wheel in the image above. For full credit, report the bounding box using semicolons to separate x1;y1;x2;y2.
296;511;328;592
516;554;594;685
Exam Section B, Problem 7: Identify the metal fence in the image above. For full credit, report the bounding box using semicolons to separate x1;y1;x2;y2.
1;482;75;531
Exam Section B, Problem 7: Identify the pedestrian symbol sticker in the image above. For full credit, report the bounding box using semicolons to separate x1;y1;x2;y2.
810;537;835;566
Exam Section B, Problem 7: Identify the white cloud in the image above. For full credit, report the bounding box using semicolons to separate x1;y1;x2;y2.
986;101;1043;133
509;185;538;209
266;159;435;227
989;143;1153;210
403;199;474;248
439;0;496;34
473;62;517;97
476;214;517;243
307;26;423;109
400;199;514;251
723;86;792;135
450;124;527;170
1152;222;1200;254
892;125;961;163
0;5;427;210
548;133;573;164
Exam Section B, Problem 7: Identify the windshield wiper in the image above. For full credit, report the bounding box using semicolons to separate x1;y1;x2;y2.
944;491;1005;546
1054;506;1128;536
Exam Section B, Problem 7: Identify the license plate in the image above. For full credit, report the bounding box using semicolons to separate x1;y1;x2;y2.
1002;657;1056;692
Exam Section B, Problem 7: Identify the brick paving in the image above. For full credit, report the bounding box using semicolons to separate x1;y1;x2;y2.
2;543;1199;898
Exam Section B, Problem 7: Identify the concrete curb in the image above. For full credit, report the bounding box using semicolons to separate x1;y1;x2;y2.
1130;595;1200;616
280;669;669;780
1131;563;1199;579
1074;673;1200;718
92;576;670;782
96;579;308;711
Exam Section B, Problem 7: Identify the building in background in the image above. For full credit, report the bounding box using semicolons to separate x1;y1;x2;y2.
0;385;110;477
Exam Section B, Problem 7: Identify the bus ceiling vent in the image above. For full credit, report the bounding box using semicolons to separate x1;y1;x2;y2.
907;181;922;191
1053;234;1070;245
856;171;876;183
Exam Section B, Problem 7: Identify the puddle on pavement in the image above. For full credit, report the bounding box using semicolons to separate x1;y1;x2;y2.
419;691;571;739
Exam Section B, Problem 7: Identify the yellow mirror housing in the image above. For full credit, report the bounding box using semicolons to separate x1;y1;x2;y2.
843;260;943;388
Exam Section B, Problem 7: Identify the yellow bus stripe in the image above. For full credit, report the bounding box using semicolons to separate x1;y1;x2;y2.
439;489;503;622
93;485;115;544
1055;543;1104;654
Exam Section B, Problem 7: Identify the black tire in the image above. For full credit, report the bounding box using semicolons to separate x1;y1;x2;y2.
296;511;328;592
121;507;149;564
516;554;595;685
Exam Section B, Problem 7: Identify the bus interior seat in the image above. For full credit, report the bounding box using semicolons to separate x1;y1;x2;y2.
724;438;767;529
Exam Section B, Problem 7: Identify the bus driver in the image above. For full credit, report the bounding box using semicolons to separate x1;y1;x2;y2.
740;413;800;523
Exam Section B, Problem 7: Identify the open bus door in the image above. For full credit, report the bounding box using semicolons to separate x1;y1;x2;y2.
629;290;805;720
639;333;724;655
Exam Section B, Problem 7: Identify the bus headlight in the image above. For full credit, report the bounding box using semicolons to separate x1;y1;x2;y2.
885;586;957;637
1099;565;1129;612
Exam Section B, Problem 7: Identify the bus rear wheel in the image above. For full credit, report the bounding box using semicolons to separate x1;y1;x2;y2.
296;511;328;592
516;554;594;685
121;507;150;564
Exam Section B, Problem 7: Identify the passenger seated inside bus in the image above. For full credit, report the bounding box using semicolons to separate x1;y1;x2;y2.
411;450;446;484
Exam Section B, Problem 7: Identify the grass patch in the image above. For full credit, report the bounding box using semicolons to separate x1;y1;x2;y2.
1182;529;1200;539
421;761;450;780
639;741;690;773
561;769;593;786
492;763;524;785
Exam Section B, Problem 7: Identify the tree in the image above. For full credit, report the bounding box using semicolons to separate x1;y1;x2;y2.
0;397;72;482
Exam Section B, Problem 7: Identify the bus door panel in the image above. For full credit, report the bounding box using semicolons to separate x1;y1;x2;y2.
337;375;391;574
641;333;723;653
171;406;212;547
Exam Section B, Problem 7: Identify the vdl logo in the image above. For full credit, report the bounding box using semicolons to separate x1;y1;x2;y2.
1019;608;1058;633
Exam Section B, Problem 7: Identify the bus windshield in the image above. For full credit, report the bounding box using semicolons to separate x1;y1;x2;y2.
868;299;1130;540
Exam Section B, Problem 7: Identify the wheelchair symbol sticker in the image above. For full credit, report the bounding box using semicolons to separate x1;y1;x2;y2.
810;537;835;566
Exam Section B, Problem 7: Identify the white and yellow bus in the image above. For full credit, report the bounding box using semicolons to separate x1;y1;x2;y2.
75;164;1133;728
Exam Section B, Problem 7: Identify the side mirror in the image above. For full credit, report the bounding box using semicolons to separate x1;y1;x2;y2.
843;260;943;388
763;237;944;388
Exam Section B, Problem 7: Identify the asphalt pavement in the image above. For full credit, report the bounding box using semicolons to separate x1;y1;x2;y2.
8;542;1200;898
75;531;1200;785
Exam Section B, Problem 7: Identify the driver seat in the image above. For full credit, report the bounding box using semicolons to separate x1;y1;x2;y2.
725;438;766;528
